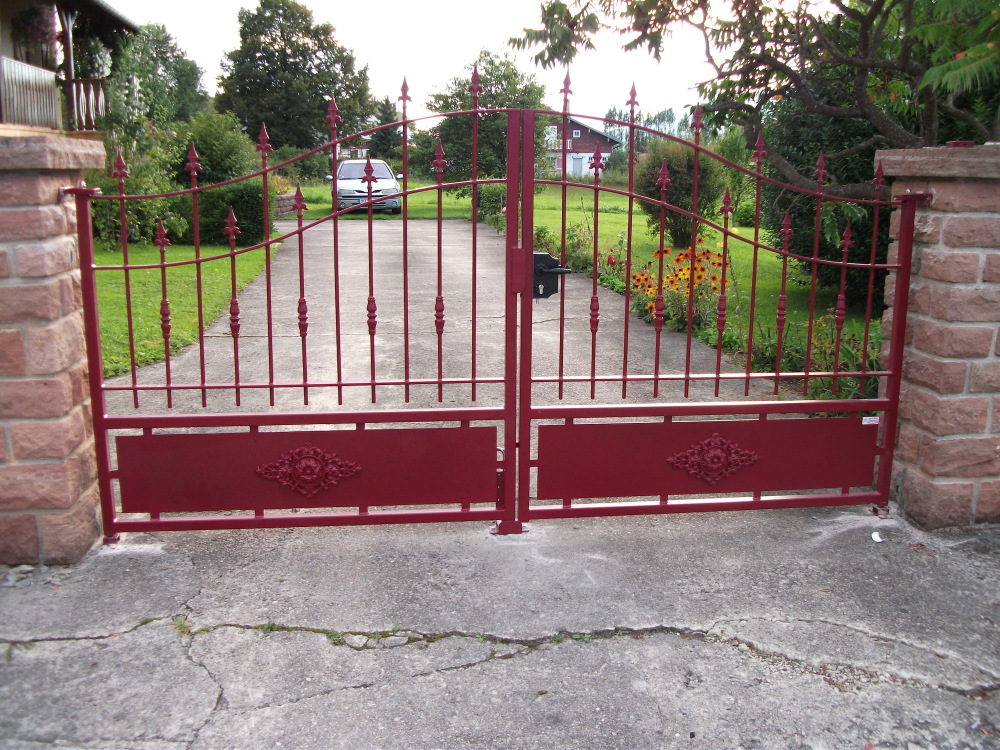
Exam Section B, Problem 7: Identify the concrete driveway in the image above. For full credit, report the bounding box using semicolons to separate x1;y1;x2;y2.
2;219;998;749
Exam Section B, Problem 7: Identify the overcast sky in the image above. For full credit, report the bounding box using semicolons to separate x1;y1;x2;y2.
109;0;714;124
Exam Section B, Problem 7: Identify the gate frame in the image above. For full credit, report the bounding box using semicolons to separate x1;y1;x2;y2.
70;102;920;541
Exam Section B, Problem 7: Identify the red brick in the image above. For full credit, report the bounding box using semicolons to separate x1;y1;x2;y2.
902;468;974;529
932;182;1000;213
9;408;86;460
59;271;82;314
930;286;1000;322
914;214;943;244
904;352;968;394
0;174;71;207
0;205;68;242
913;319;995;359
920;435;1000;477
0;425;6;462
0;375;74;418
943;216;1000;249
985;254;1000;283
25;313;85;375
978;480;1000;524
919;250;981;282
0;135;105;172
895;422;922;464
889;179;932;200
886;241;899;265
970;361;1000;393
39;485;99;564
68;361;91;406
0;515;40;565
0;328;27;375
13;236;77;277
898;381;913;420
0;459;80;510
908;281;932;315
0;249;9;278
910;389;989;435
0;279;65;322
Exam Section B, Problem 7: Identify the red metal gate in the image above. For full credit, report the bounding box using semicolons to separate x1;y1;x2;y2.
72;83;917;541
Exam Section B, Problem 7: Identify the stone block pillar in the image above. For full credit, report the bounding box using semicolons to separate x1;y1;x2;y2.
878;144;1000;529
0;135;105;564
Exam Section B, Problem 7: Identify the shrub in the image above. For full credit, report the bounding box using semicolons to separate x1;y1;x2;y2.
169;111;258;186
272;145;332;183
171;178;277;246
635;139;727;247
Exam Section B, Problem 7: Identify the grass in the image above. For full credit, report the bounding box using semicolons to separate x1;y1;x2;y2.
95;241;271;377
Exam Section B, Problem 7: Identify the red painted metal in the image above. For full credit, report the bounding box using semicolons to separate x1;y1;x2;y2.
72;85;917;540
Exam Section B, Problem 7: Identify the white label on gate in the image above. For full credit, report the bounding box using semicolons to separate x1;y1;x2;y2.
862;416;880;425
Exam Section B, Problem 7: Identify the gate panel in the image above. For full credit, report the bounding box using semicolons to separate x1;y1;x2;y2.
536;418;877;501
74;96;523;538
117;425;499;514
515;93;918;524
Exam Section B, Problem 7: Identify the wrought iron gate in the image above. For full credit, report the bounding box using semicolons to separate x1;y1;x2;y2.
73;83;918;541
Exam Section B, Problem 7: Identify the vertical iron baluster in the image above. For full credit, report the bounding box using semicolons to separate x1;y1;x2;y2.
362;156;379;403
293;184;309;404
683;106;704;398
469;66;482;401
224;207;242;406
154;220;172;408
326;97;344;405
185;143;207;407
832;224;853;396
589;146;605;400
399;80;412;403
622;85;638;398
114;150;139;408
861;162;885;394
557;72;571;400
256;124;275;405
653;161;670;397
715;189;733;396
774;211;792;394
433;141;447;402
804;153;828;396
743;133;766;396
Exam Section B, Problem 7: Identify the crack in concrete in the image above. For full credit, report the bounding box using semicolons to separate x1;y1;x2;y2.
6;616;998;708
707;615;1000;696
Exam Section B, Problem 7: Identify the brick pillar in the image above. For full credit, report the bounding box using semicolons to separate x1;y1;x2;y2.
878;144;1000;529
0;135;105;564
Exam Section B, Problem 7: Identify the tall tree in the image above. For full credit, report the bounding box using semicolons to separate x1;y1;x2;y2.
217;0;373;150
422;50;547;181
367;96;402;161
513;0;1000;197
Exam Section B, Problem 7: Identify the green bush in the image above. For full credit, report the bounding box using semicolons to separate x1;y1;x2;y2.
169;111;258;186
635;139;727;247
272;145;332;183
172;178;276;246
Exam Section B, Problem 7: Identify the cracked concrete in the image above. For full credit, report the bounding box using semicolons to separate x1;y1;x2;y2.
2;510;999;748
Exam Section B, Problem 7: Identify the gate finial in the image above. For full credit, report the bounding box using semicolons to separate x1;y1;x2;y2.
112;148;128;180
224;206;241;238
656;160;671;189
185;142;201;176
256;123;273;154
432;140;447;176
468;65;483;109
560;70;572;113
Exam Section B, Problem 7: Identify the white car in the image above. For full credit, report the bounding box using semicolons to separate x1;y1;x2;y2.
334;159;402;214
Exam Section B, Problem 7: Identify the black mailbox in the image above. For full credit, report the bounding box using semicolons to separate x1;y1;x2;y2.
533;252;571;299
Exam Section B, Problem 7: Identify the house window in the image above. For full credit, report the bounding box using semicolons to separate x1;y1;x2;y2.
566;139;573;150
572;129;581;138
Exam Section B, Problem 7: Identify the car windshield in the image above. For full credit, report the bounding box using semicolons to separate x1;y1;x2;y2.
338;162;394;180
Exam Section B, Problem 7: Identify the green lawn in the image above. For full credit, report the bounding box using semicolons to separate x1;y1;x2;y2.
95;243;271;377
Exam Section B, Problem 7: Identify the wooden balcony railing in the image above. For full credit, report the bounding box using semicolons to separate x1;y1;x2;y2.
66;77;109;132
0;56;61;130
0;56;110;132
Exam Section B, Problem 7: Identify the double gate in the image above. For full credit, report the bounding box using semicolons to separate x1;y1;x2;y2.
73;91;919;541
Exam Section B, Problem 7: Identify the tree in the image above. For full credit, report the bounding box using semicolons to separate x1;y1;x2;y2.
217;0;373;150
421;50;547;181
367;96;402;161
514;0;1000;197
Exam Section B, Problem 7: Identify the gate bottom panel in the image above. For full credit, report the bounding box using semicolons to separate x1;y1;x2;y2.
116;426;499;514
535;417;878;501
